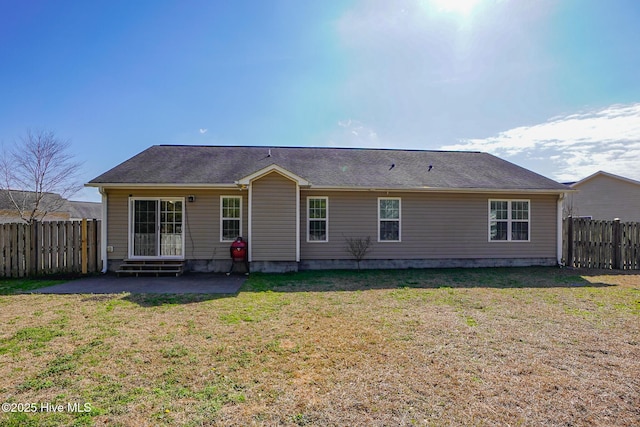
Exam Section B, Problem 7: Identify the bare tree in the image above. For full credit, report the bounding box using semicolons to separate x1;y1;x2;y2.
0;129;82;224
562;193;580;219
344;236;372;270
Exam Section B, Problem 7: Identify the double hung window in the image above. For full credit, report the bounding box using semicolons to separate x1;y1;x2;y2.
221;196;242;241
489;200;530;241
379;198;401;242
307;197;328;242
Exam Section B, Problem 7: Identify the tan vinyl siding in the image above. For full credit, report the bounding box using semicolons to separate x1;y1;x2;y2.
105;191;129;260
569;175;640;222
105;186;558;264
300;191;558;260
105;188;248;260
251;172;297;261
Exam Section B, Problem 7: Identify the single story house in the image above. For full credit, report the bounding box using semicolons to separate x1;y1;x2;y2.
87;145;570;273
564;171;640;222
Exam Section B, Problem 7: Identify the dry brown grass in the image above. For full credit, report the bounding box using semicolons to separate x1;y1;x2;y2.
0;267;638;426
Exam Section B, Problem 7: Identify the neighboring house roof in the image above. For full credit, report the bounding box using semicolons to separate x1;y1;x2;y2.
0;190;67;212
64;201;102;220
0;190;101;222
569;170;640;188
88;145;568;192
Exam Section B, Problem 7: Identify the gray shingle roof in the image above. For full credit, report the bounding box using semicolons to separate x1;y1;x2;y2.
0;190;66;211
88;145;568;191
64;201;102;220
0;191;102;222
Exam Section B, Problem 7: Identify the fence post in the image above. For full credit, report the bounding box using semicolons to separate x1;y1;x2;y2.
28;222;36;276
82;218;88;274
24;223;30;276
567;217;574;268
96;219;102;272
612;218;622;270
91;219;99;273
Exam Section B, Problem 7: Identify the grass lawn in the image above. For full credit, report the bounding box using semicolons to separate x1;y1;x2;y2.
0;279;65;296
0;267;638;426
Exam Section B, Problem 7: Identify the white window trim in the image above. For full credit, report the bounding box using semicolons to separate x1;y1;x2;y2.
220;195;243;242
307;196;329;243
378;197;401;242
488;199;531;242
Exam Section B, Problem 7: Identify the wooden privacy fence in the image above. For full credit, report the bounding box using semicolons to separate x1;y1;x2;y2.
564;217;640;270
0;219;101;278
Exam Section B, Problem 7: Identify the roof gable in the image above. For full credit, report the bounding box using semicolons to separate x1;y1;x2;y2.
236;164;310;186
571;170;640;188
88;145;568;192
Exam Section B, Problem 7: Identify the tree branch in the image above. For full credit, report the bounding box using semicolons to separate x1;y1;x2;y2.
0;129;83;224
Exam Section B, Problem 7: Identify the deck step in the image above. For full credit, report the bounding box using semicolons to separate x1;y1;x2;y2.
116;260;185;277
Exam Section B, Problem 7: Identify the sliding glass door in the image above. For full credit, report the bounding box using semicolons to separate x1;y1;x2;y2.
131;199;184;258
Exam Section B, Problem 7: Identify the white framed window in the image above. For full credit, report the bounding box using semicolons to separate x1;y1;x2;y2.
307;197;328;242
220;196;242;242
489;199;530;242
378;197;401;242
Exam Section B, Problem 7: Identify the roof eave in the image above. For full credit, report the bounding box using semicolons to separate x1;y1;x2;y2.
85;182;239;189
305;185;571;194
86;182;571;194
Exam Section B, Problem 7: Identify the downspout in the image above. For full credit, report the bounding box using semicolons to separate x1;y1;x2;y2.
99;187;108;273
557;192;565;266
295;182;300;263
247;183;252;262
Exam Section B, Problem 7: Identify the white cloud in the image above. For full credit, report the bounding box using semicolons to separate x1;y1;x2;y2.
328;119;382;148
440;103;640;182
333;2;639;183
199;128;208;134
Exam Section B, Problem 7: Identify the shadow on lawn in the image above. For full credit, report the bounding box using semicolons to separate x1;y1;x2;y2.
241;267;624;293
120;293;234;307
9;268;630;306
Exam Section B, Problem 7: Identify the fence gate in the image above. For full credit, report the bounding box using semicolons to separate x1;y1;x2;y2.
564;217;640;270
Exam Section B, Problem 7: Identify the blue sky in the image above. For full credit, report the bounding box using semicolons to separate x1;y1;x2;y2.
1;0;639;202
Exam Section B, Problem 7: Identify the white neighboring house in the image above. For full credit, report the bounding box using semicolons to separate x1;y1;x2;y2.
0;190;101;224
565;171;640;222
